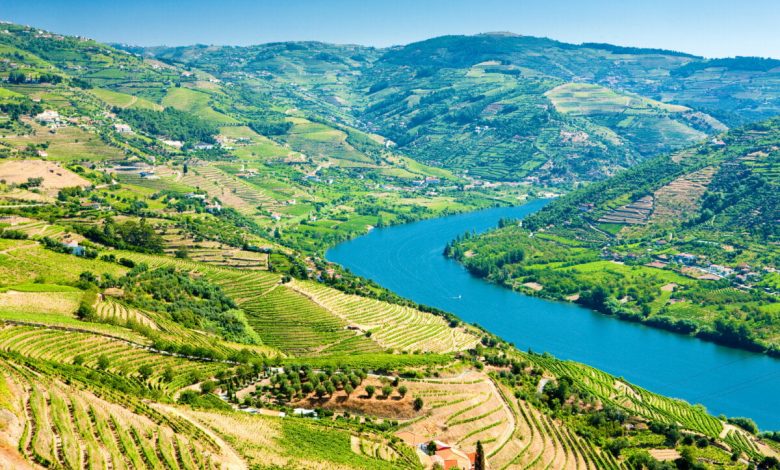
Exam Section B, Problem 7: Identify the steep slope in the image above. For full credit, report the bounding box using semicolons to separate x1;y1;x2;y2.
1;22;780;470
450;118;780;354
136;33;780;183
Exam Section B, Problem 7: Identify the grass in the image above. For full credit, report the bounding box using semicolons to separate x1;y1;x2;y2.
0;121;125;162
545;83;689;115
0;240;126;285
0;87;24;100
218;125;289;160
184;407;415;469
161;87;239;124
91;88;163;110
0;290;81;317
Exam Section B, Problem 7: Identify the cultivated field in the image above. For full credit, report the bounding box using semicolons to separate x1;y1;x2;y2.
1;120;125;162
0;325;227;393
180;164;281;214
1;362;238;470
290;280;479;353
161;88;239;125
650;166;716;222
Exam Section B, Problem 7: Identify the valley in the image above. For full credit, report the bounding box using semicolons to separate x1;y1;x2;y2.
0;16;778;470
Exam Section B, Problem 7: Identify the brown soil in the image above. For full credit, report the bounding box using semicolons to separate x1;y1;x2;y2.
0;160;90;195
289;378;418;419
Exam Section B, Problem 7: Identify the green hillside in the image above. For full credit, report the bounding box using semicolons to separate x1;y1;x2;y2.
449;118;780;355
133;33;780;184
0;21;778;470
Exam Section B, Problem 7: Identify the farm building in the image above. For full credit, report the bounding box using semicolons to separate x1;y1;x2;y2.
35;110;61;123
427;441;475;470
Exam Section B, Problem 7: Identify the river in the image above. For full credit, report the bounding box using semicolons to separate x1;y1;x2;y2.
326;200;780;430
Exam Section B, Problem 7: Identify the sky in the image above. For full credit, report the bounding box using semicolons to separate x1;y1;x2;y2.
1;0;779;58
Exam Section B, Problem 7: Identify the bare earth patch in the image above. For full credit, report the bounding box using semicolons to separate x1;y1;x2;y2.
648;448;682;461
0;160;90;196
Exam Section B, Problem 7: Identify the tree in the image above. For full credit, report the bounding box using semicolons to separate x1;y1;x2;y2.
8;71;26;84
97;354;110;370
75;302;96;320
162;366;174;383
606;437;629;457
344;383;354;397
365;385;375;398
349;374;361;388
73;354;85;366
200;380;217;394
758;456;779;470
381;385;393;398
324;380;336;396
475;441;486;470
398;385;408;398
138;364;153;380
426;441;437;454
315;384;326;398
413;397;424;411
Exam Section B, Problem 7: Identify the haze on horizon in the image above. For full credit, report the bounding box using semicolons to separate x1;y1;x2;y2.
1;0;779;59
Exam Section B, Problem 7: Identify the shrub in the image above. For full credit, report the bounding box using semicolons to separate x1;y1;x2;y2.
138;364;153;380
413;397;424;411
97;354;110;370
727;416;759;435
200;380;217;394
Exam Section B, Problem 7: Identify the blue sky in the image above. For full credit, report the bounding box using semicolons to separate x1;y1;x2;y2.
1;0;779;58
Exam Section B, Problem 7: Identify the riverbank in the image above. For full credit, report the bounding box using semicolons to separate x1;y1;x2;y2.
326;202;780;430
446;224;780;358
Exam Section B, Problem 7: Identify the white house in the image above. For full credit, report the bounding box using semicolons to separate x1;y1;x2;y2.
114;123;132;133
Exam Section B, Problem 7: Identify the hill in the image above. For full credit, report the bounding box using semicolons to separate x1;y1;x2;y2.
138;33;780;183
448;117;780;355
0;21;779;469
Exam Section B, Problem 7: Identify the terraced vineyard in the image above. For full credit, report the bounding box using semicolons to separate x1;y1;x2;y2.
495;392;622;469
180;164;281;214
398;370;621;469
95;298;158;330
241;285;381;355
650;166;716;222
2;362;235;470
0;217;69;239
290;280;479;353
162;230;269;270
401;372;513;455
527;354;728;439
0;325;227;393
119;252;394;355
597;195;654;225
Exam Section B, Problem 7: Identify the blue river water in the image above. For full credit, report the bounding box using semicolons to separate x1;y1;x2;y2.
326;200;780;430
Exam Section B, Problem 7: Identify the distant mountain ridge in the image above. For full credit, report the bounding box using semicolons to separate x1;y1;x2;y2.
126;32;780;182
